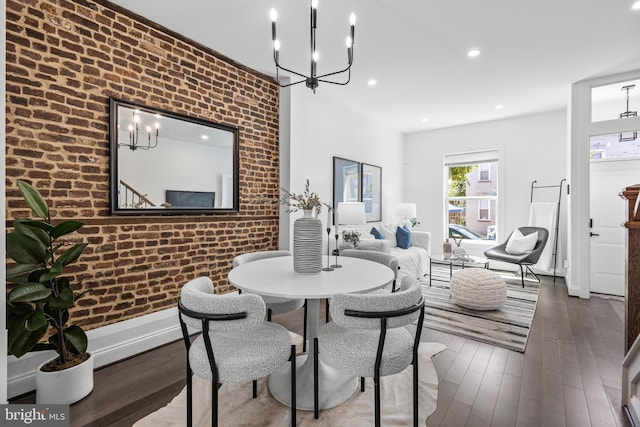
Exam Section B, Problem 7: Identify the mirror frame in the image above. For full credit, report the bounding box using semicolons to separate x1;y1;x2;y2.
109;97;240;215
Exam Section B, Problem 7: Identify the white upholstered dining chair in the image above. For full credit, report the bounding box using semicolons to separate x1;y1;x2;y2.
340;249;400;292
178;276;297;427
313;276;425;426
232;250;308;351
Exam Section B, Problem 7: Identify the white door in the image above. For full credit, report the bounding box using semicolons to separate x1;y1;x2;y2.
589;158;640;296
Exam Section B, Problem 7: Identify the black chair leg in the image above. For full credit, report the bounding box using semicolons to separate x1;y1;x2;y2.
303;301;308;353
267;308;273;322
360;377;365;392
314;338;319;419
290;345;296;427
413;362;419;427
519;264;525;288
325;300;330;322
253;379;257;398
374;374;381;427
212;381;218;427
186;367;193;427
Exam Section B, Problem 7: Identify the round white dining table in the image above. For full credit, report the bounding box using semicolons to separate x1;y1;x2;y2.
227;255;394;411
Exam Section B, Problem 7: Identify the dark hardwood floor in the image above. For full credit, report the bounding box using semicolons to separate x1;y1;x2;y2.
12;276;628;426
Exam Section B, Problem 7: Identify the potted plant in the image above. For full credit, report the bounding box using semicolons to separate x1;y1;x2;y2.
6;180;93;404
342;230;362;248
279;178;325;216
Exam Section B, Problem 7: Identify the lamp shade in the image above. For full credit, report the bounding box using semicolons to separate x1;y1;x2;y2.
396;202;417;218
337;202;366;225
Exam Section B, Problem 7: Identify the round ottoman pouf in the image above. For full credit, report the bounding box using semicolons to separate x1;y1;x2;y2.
450;269;506;311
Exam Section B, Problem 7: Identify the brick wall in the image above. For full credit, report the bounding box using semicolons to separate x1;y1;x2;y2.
5;0;280;330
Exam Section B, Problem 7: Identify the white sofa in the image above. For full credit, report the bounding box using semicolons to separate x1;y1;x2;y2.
338;225;431;282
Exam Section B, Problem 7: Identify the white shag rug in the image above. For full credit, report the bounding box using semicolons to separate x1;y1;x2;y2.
134;341;445;426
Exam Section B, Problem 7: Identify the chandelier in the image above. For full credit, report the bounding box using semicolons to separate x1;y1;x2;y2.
270;0;356;93
619;84;638;142
119;110;160;151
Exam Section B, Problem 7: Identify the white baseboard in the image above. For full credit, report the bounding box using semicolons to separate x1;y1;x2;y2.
7;307;181;399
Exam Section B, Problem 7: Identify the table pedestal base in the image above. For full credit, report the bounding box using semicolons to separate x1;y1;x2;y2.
268;354;357;411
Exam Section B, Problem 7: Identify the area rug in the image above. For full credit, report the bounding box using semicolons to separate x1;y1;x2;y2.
134;341;445;427
421;266;540;352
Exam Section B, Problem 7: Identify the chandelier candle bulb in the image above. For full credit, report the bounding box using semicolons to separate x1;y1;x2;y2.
311;0;318;27
268;1;356;93
350;13;356;44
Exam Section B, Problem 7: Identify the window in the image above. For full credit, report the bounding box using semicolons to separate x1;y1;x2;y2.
478;199;490;220
444;150;499;240
478;163;491;181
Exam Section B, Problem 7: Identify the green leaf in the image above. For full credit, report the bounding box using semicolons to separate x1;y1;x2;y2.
18;180;49;219
57;243;88;267
6;233;47;265
8;324;48;358
15;219;54;234
47;333;62;355
49;287;74;310
8;283;52;303
64;325;88;355
6;263;42;282
26;306;47;331
51;220;85;239
39;263;63;283
14;220;52;247
75;288;92;301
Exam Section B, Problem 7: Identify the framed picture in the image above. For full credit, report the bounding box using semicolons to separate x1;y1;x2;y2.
361;163;382;222
333;157;361;214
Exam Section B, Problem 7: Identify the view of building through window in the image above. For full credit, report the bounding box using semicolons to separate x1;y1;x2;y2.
590;132;640;160
447;161;498;240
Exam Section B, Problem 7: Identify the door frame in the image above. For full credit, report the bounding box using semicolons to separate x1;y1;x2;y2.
568;70;640;298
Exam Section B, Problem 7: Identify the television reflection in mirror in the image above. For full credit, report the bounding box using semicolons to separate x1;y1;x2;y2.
109;98;239;215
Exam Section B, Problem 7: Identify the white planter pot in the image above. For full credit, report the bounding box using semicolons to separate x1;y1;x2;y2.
36;353;94;404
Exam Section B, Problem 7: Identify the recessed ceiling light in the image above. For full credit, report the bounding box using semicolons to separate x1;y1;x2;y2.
421;118;429;122
368;79;377;86
467;49;481;58
495;105;504;110
201;135;209;140
633;1;640;10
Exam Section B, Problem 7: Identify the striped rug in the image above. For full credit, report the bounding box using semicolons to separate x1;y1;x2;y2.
420;266;540;352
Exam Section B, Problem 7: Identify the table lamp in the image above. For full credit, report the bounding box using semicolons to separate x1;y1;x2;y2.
396;202;417;220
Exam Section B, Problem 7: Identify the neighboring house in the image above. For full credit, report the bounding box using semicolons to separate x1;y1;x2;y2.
464;162;498;238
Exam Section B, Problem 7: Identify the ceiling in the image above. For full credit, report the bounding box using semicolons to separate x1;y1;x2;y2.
109;0;640;134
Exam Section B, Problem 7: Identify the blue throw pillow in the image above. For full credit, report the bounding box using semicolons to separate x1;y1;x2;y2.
396;225;413;249
370;226;385;240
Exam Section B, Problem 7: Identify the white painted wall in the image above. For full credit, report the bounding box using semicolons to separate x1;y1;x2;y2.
404;110;568;276
283;86;404;249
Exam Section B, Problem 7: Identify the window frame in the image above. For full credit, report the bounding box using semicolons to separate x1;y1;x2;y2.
444;150;500;242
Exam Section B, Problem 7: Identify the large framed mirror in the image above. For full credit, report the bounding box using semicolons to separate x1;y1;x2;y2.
109;98;239;215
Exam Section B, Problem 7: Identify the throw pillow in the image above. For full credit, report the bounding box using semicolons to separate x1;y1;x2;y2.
505;229;538;255
380;224;398;248
396;224;413;249
370;226;385;240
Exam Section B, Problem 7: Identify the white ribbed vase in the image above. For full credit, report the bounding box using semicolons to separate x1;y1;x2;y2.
293;209;323;274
